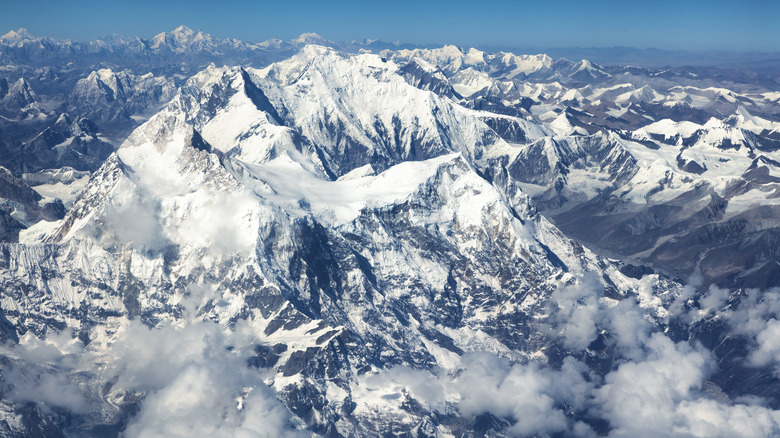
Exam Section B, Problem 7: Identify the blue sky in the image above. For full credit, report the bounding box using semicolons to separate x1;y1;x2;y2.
3;0;778;52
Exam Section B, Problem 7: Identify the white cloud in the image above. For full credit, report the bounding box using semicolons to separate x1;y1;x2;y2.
103;184;170;252
0;330;90;414
362;365;450;412
723;288;780;337
454;352;572;435
4;364;90;414
6;271;780;437
676;399;780;438
100;320;306;438
0;319;305;437
360;352;596;437
594;333;780;437
594;333;712;436
355;287;780;437
605;298;651;360
714;288;780;372
699;284;731;314
748;318;780;368
548;273;602;351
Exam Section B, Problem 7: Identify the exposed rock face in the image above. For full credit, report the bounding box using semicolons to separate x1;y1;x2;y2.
70;69;176;129
0;115;115;175
0;166;63;242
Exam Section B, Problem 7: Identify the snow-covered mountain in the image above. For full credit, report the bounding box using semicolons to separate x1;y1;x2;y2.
0;166;63;242
0;113;114;175
70;68;176;128
505;105;780;289
0;78;44;119
1;29;780;437
0;49;718;435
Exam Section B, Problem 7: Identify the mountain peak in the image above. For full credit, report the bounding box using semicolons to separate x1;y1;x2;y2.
55;112;72;126
735;105;753;119
121;110;197;153
87;67;117;81
724;105;778;134
150;25;213;52
172;25;195;36
440;44;465;55
8;77;35;97
292;32;329;45
0;28;34;44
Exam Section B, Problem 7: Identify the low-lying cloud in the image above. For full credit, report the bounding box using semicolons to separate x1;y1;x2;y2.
0;319;305;437
104;320;305;438
360;279;780;437
6;276;780;436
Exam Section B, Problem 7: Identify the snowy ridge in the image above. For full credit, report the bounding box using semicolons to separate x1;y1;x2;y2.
71;68;176;127
165;47;552;179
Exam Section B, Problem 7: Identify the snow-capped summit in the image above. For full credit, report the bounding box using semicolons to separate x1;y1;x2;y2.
248;47;542;176
0;28;35;45
149;25;218;53
80;69;128;101
615;85;662;106
725;105;780;134
70;68;176;126
397;57;458;98
640;118;702;139
291;32;331;46
559;58;610;81
386;46;555;80
171;24;195;38
3;77;38;106
548;110;589;137
496;52;554;77
160;48;531;178
0;77;45;119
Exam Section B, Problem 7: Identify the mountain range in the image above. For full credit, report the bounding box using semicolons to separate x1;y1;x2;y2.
0;26;779;437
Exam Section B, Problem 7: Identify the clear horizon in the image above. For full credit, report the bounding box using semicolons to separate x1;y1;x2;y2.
3;0;778;53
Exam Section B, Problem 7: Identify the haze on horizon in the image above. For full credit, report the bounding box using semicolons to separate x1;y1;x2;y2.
3;0;778;53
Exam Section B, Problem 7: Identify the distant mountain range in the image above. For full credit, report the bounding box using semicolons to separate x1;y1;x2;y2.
4;25;780;69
